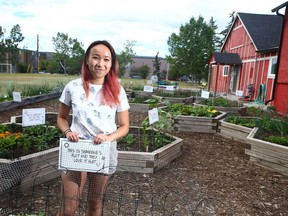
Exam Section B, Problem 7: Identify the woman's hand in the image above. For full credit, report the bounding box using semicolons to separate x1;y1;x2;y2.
93;134;112;144
66;131;80;142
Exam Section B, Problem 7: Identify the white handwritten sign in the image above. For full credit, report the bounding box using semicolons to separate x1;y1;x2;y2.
58;138;111;174
236;90;243;96
166;85;174;91
22;108;46;126
148;108;159;125
143;85;153;92
201;90;210;99
12;91;22;102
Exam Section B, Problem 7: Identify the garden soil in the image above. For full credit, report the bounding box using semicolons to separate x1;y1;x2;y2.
0;98;288;215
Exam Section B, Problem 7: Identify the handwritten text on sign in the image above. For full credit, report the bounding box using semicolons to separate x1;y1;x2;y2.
58;138;110;174
22;108;46;127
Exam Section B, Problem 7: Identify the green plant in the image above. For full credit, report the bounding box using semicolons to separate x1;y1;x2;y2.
0;123;63;159
118;133;135;150
199;97;243;107
141;109;173;150
166;104;218;118
225;116;258;128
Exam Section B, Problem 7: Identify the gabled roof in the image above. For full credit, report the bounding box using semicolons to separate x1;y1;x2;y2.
237;12;283;52
212;52;242;65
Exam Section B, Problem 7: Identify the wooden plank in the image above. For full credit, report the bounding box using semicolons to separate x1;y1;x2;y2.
245;149;288;168
174;126;216;133
118;151;155;161
245;147;288;165
155;146;182;167
116;165;154;174
155;151;183;171
174;120;217;126
219;120;253;133
218;129;248;142
118;158;148;167
249;156;288;176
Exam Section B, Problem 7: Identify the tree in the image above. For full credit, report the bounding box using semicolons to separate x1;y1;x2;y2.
117;40;136;77
0;24;24;70
219;12;235;48
130;65;150;79
167;15;216;82
52;32;84;75
153;52;161;80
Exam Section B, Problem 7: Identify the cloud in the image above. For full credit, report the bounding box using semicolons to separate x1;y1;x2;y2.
0;0;285;57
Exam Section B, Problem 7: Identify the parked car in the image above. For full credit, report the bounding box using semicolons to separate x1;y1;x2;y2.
179;75;191;82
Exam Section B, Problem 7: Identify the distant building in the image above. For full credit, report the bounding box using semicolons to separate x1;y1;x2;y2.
123;55;169;79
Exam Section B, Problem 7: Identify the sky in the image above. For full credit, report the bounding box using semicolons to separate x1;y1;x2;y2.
0;0;286;58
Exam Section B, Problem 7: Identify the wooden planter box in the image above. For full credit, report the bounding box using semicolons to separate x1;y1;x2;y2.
0;92;61;112
117;131;183;174
0;147;60;193
245;128;288;176
173;112;226;133
218;119;253;143
193;103;244;116
129;103;151;113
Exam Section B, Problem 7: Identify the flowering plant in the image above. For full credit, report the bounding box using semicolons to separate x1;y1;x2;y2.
0;123;62;159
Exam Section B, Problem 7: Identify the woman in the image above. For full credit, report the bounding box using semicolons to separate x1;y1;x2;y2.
57;40;130;215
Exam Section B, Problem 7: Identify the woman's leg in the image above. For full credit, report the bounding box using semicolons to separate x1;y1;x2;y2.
59;171;87;216
87;173;109;216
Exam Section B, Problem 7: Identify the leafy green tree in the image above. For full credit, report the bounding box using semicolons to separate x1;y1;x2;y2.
209;17;222;52
0;24;24;69
219;12;235;48
130;65;150;79
52;32;84;75
117;40;136;77
153;52;161;80
167;16;216;82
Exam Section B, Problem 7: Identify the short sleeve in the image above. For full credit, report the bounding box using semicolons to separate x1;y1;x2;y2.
59;82;72;106
117;86;130;112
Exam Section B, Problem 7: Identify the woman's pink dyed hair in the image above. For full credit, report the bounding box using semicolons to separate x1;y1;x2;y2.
81;40;120;106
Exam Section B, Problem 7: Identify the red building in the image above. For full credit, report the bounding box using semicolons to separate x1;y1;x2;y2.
208;11;283;107
272;2;288;114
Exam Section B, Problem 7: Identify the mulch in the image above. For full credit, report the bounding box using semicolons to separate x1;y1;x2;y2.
0;98;288;215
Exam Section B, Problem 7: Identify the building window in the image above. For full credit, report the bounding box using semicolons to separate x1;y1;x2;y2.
268;57;277;77
223;65;229;76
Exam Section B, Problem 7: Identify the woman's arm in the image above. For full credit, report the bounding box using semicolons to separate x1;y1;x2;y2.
94;110;129;144
57;102;80;141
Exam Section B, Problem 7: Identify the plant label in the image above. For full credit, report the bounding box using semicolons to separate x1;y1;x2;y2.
166;85;174;91
148;108;159;125
236;90;243;96
12;91;22;102
58;138;111;174
144;85;153;92
22;108;46;126
201;90;210;99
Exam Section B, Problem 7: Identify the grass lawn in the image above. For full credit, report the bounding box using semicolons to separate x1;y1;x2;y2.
0;73;198;96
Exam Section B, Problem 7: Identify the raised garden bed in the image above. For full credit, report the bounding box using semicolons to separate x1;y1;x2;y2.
218;119;253;143
117;127;183;173
0;92;61;113
246;128;288;176
173;111;226;133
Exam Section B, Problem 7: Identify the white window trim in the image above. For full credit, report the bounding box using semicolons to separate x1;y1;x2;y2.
268;57;277;78
222;65;229;77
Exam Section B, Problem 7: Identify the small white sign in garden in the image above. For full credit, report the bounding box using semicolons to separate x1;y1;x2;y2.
12;91;22;102
143;85;153;92
58;138;111;174
166;85;174;91
22;108;46;126
201;90;210;99
148;107;159;125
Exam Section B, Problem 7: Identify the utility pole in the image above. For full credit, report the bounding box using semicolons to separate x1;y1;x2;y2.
36;34;39;73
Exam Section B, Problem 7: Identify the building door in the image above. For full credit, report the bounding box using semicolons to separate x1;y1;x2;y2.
229;66;240;93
